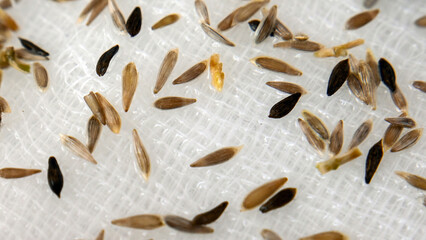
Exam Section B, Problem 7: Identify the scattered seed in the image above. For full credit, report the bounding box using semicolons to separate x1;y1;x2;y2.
18;38;49;57
329;120;344;156
333;39;365;57
391;86;408;113
316;147;362;174
217;9;238;31
274;40;323;51
0;168;41;179
415;16;426;27
111;214;165;229
192;201;228;225
365;48;381;87
365;139;384;184
299;231;348;240
348;119;373;150
395;171;426;190
261;229;282;240
248;19;260;31
152;13;180;30
195;0;210;25
413;81;426;93
269;93;302;119
242;177;288;211
384;117;416;128
125;7;142;37
255;5;277;44
96;45;119;77
190;145;243;167
327;58;350;96
108;0;126;32
84;91;106;125
132;129;151;181
154;48;179;94
154;96;196;110
298;118;326;153
259;188;296;213
266;81;307;95
5;47;31;73
15;48;49;61
390;128;423;152
87;115;102;153
95;92;121;133
164;215;214;234
47;156;63;198
60;134;97;164
122;62;138;112
251;56;302;76
86;0;108;26
78;0;104;24
95;229;104;240
301;110;329;140
0;7;18;31
360;60;378;108
378;58;396;92
234;0;270;22
345;9;379;30
261;7;293;40
32;62;48;92
201;22;236;47
173;60;207;85
364;0;378;8
210;54;225;91
294;33;309;41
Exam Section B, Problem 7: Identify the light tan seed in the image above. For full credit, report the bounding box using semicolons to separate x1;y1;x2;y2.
5;47;31;73
154;96;196;110
111;214;165;229
261;229;282;240
0;7;18;31
0;168;41;179
122;62;138;112
241;177;288;211
390;128;423;152
132;129;151;181
165;215;214;233
108;0;126;32
316;147;362;174
384;117;416;128
152;13;180;30
294;33;309;41
234;0;270;22
60;134;97;164
190;146;243;167
201;22;236;47
87;115;102;153
173;60;207;85
348;119;373;150
154;48;179;94
298;118;326;154
95;229;104;240
345;9;379;30
333;39;365;56
266;81;307;95
313;48;335;58
77;0;103;23
0;96;11;113
95;92;121;134
415;16;426;27
251;56;302;76
16;48;49;61
217;9;238;31
255;5;277;44
413;81;426;93
366;48;381;87
210;53;225;91
347;73;368;104
329;120;344;156
395;171;426;190
274;40;323;52
84;91;106;125
86;0;108;26
32;62;48;92
299;231;349;240
301;110;329;140
391;86;408;113
195;0;210;25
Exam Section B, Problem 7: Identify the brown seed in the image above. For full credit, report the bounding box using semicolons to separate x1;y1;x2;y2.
192;201;228;225
154;48;179;94
210;54;225;91
251;56;302;76
0;7;18;31
413;81;426;93
125;7;142;37
242;177;288;211
195;0;210;25
269;93;302;119
358;60;377;108
18;38;49;57
87;115;102;153
327;58;350;96
60;134;97;164
255;5;277;44
299;231;348;240
190;145;243;167
378;58;396;92
47;156;63;198
111;214;165;229
132;129;151;181
345;9;379;30
234;0;270;22
15;48;49;61
384;117;416;128
96;45;119;77
122;62;138;112
395;171;426;190
95;92;121;134
261;7;293;40
78;0;102;23
316;147;362;174
301;110;329;140
266;81;307;95
391;86;408;113
348;119;373;150
365;48;381;87
415;15;426;27
217;9;238;31
152;13;180;30
0;0;12;9
259;188;296;213
383;113;406;151
261;229;282;240
0;168;41;179
108;0;126;32
201;22;236;47
32;62;49;92
95;229;104;240
5;47;31;73
365;139;384;184
173;60;207;85
164;215;214;234
154;96;196;110
274;40;323;52
298;118;326;154
329;120;344;156
390;128;423;152
84;91;106;125
364;0;378;8
86;0;108;26
0;96;11;113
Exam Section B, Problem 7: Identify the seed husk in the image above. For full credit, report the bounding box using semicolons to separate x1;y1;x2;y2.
251;56;302;76
108;0;126;32
154;96;196;110
84;91;106;125
234;0;270;22
132;129;151;181
259;188;296;213
364;0;378;8
316;147;362;174
154;48;179;94
60;134;97;164
274;40;323;52
111;214;165;229
413;81;426;93
269;93;302;119
248;19;261;31
347;73;368;104
86;0;108;26
384;117;416;128
32;62;48;92
125;7;142;37
87;115;102;153
329;120;344;156
378;58;396;92
122;62;138;112
391;86;408;113
301;110;329;140
210;53;225;91
395;171;426;190
365;48;381;87
15;48;49;61
365;139;384;184
192;201;228;225
18;38;49;57
261;229;282;240
201;22;236;47
0;168;41;179
315;39;365;58
152;13;180;30
0;7;18;31
348;119;373;150
255;5;277;44
96;45;119;77
299;231;348;240
173;60;207;85
266;81;307;95
164;215;214;234
47;156;63;198
298;118;326;153
345;9;379;30
390;128;423;152
195;0;210;25
190;146;243;167
314;48;336;58
95;229;104;240
95;92;121;133
415;16;426;27
242;177;288;211
327;58;350;96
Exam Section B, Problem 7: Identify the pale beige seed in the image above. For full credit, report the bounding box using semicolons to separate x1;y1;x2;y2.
173;60;207;85
108;0;126;32
122;62;138;112
316;147;362;174
301;110;329;140
60;134;97;164
415;15;426;27
261;229;282;240
242;177;288;211
217;9;238;31
251;56;302;76
111;214;165;229
390;128;423;152
266;81;307;95
366;48;381;87
190;146;243;167
195;0;210;25
132;129;151;181
16;48;49;61
313;48;335;58
348;119;373;150
152;13;180;30
201;22;236;47
413;81;426;93
0;96;11;113
299;231;349;240
391;86;408;113
154;96;197;110
255;5;277;44
95;92;121;134
384;117;416;128
84;91;106;125
329;120;344;156
87;115;102;153
274;40;323;52
0;168;41;179
234;0;270;22
95;229;104;240
32;62;49;92
164;215;214;234
86;0;108;26
395;171;426;190
154;48;179;94
298;118;326;154
345;9;379;30
294;33;309;41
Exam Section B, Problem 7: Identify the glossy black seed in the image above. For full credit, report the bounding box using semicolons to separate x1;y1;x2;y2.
378;58;396;92
126;7;142;37
268;92;301;119
96;45;119;77
48;156;63;198
192;201;228;225
18;37;49;57
259;188;296;213
365;139;384;184
327;59;350;96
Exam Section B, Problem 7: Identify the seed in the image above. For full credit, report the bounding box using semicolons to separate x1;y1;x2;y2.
299;231;348;240
86;0;108;26
378;58;396;92
87;115;102;153
217;9;238;31
383;125;403;151
111;214;165;229
384;117;416;128
313;48;336;58
95;229;104;240
32;62;49;92
0;7;18;31
269;93;302;119
210;54;225;91
190;145;243;167
301;110;329;140
261;229;282;240
0;168;41;179
192;201;228;225
391;86;408;113
259;188;296;213
108;0;126;32
84;91;106;125
60;134;97;164
255;5;277;44
152;13;180;30
332;39;365;57
18;38;49;57
95;92;121;133
154;96;196;110
195;0;210;25
365;48;381;87
78;0;103;24
132;129;151;181
251;56;302;76
413;81;426;93
316;147;362;174
415;16;426;27
234;0;270;22
347;73;367;104
298;118;326;153
329;120;344;156
47;156;63;198
364;0;378;8
274;40;323;51
327;58;350;96
391;128;423;152
5;47;31;73
266;81;307;95
359;60;377;108
395;171;426;190
122;62;138;112
96;45;119;77
173;60;207;85
0;96;11;113
248;19;260;31
201;22;236;47
348;119;373;150
365;139;384;184
154;48;179;94
261;7;293;40
164;215;214;234
241;177;288;211
125;7;142;37
15;48;49;61
294;33;309;41
345;9;379;30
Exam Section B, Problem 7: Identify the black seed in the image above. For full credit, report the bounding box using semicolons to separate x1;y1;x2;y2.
365;139;384;184
259;188;296;213
249;20;274;36
192;201;228;225
126;7;142;37
378;58;396;92
18;37;49;57
327;58;349;96
96;45;119;77
48;156;63;198
268;92;302;119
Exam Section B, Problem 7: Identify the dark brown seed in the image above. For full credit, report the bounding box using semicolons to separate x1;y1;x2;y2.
364;0;378;8
378;58;396;92
217;9;238;31
87;115;102;153
248;19;260;31
259;188;296;213
391;128;423;152
329;120;344;156
192;201;228;225
395;171;426;190
154;48;179;94
260;8;293;40
251;56;302;76
348;119;373;150
391;86;408;113
365;139;384;184
33;62;49;92
384;117;416;128
261;229;282;240
84;91;106;125
345;9;379;30
151;13;180;30
298;118;326;154
415;16;426;27
299;231;348;240
164;215;214;234
269;93;301;119
201;22;236;47
195;0;210;25
301;110;329;140
18;37;49;57
154;96;196;110
173;60;208;85
111;214;165;229
125;7;142;37
413;81;426;93
242;177;288;211
190;146;243;167
96;45;119;77
0;168;41;179
255;5;277;44
327;59;350;96
48;156;63;198
266;81;307;95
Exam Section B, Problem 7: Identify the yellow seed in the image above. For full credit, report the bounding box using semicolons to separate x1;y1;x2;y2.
210;54;225;91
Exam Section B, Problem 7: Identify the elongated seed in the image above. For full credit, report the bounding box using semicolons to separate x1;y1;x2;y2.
255;5;277;44
190;146;242;167
301;110;329;140
299;231;348;240
48;156;63;198
5;47;31;73
413;81;426;93
260;7;292;40
345;9;379;30
111;214;165;229
173;60;207;85
378;58;396;92
96;45;119;77
195;0;210;25
391;128;423;152
383;113;406;151
18;38;49;57
77;0;103;23
384;117;415;128
269;93;301;119
164;215;214;234
366;48;381;87
365;139;384;184
242;177;288;211
108;0;126;32
95;229;104;240
274;40;323;52
154;96;196;110
152;13;180;30
0;168;41;179
122;62;138;112
261;229;282;240
235;0;270;22
0;8;18;30
32;62;48;92
266;81;307;95
316;147;362;174
125;7;142;37
391;86;408;113
395;171;426;190
132;129;151;181
329;120;344;156
217;9;238;31
364;0;378;8
327;59;349;96
298;118;326;153
247;19;274;37
60;134;97;164
192;201;228;225
415;16;426;27
95;92;121;133
87;115;102;153
259;188;296;213
84;91;106;125
210;54;225;91
251;56;302;76
86;0;108;26
201;22;235;47
154;48;179;94
16;48;49;61
348;119;373;150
